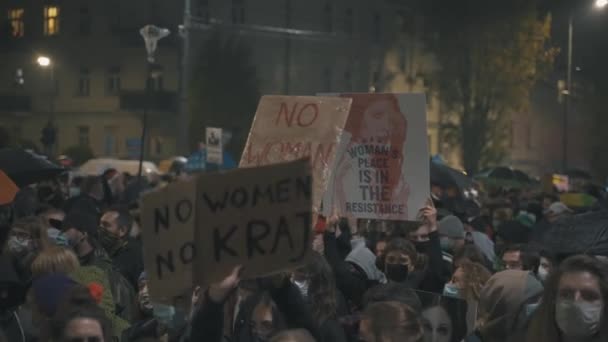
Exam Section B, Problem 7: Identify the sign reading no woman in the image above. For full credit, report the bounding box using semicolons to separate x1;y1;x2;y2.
240;95;352;215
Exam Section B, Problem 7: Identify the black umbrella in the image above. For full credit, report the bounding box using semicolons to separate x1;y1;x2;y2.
430;161;473;192
541;210;608;257
0;148;64;187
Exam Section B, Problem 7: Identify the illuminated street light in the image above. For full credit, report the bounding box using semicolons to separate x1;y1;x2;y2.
37;56;51;67
596;0;608;9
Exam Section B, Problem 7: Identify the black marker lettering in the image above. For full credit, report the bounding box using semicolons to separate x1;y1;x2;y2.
179;242;196;265
231;187;248;208
213;225;238;262
156;250;175;279
252;184;274;206
295;175;312;200
202;192;230;213
154;206;169;233
276;179;290;202
247;220;271;258
175;199;192;223
270;216;294;254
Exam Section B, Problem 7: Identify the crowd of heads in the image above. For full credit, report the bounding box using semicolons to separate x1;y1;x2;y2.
0;168;607;342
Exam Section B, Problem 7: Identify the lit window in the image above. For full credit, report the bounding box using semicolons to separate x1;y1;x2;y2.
44;6;60;36
8;8;24;37
106;67;121;95
77;68;90;96
78;126;90;146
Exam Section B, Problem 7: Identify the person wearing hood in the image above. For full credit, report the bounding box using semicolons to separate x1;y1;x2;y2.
324;221;385;310
527;255;608;342
464;270;543;342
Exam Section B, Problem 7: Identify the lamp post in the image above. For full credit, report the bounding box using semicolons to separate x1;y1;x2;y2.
138;25;170;182
37;55;56;157
563;0;607;172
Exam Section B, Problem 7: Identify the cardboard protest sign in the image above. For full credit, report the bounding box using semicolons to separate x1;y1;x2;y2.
240;95;352;215
196;158;313;286
322;93;429;221
140;179;197;301
206;127;223;165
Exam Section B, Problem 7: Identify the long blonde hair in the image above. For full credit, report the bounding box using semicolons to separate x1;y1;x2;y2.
458;261;492;302
31;246;80;277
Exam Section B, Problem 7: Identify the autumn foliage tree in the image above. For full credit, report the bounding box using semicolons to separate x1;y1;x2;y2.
423;0;557;173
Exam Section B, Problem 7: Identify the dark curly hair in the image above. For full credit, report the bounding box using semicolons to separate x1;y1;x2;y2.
305;251;339;327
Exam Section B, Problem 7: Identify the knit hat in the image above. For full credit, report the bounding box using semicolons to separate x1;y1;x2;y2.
63;211;99;236
438;215;465;239
32;274;77;317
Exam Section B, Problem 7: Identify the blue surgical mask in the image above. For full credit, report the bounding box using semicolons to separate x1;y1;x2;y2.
69;187;81;197
443;283;461;298
153;303;176;327
525;302;540;318
47;228;69;247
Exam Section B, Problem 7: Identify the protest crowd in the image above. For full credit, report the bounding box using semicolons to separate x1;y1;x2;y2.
0;94;607;342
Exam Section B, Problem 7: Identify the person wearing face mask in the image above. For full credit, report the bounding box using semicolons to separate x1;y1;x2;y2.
6;216;52;279
61;211;137;322
293;252;347;342
443;261;491;332
98;207;143;289
464;269;543;342
536;249;556;284
526;255;608;342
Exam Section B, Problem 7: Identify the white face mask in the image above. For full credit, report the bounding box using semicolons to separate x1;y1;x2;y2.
555;299;603;338
8;237;31;254
537;266;549;282
293;279;309;298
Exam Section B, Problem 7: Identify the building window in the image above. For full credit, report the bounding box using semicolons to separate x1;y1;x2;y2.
195;0;209;22
44;6;60;36
345;8;353;36
147;65;164;91
8;8;24;37
323;67;332;92
79;6;91;35
232;0;245;24
78;126;90;146
323;3;333;32
344;70;352;91
106;67;121;95
104;126;118;155
77;68;91;97
372;12;381;42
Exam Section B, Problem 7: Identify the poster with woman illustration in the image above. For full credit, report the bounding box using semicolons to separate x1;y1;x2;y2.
322;93;429;222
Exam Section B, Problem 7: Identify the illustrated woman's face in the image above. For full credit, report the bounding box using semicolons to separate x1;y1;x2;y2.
362;100;392;142
422;306;452;342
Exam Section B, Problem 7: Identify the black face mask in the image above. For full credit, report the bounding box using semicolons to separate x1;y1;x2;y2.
385;263;409;282
414;241;431;254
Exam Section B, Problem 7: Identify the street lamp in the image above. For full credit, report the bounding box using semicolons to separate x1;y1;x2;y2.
37;56;51;67
138;25;170;181
37;55;56;157
563;2;606;172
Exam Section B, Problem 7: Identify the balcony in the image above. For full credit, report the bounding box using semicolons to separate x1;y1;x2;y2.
119;90;177;112
0;95;31;112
